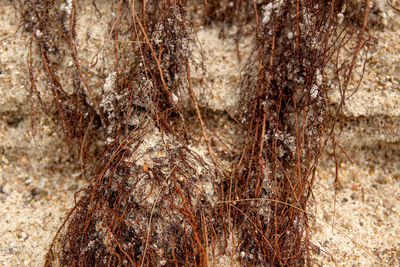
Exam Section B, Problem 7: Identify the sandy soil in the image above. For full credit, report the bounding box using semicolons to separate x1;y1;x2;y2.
0;1;399;266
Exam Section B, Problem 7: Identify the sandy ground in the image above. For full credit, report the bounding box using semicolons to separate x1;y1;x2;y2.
1;1;399;266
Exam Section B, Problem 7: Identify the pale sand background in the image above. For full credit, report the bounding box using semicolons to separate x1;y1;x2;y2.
1;1;399;266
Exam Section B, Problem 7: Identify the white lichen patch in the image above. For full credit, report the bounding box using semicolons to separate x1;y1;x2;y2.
310;84;319;99
100;72;117;120
262;0;284;25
